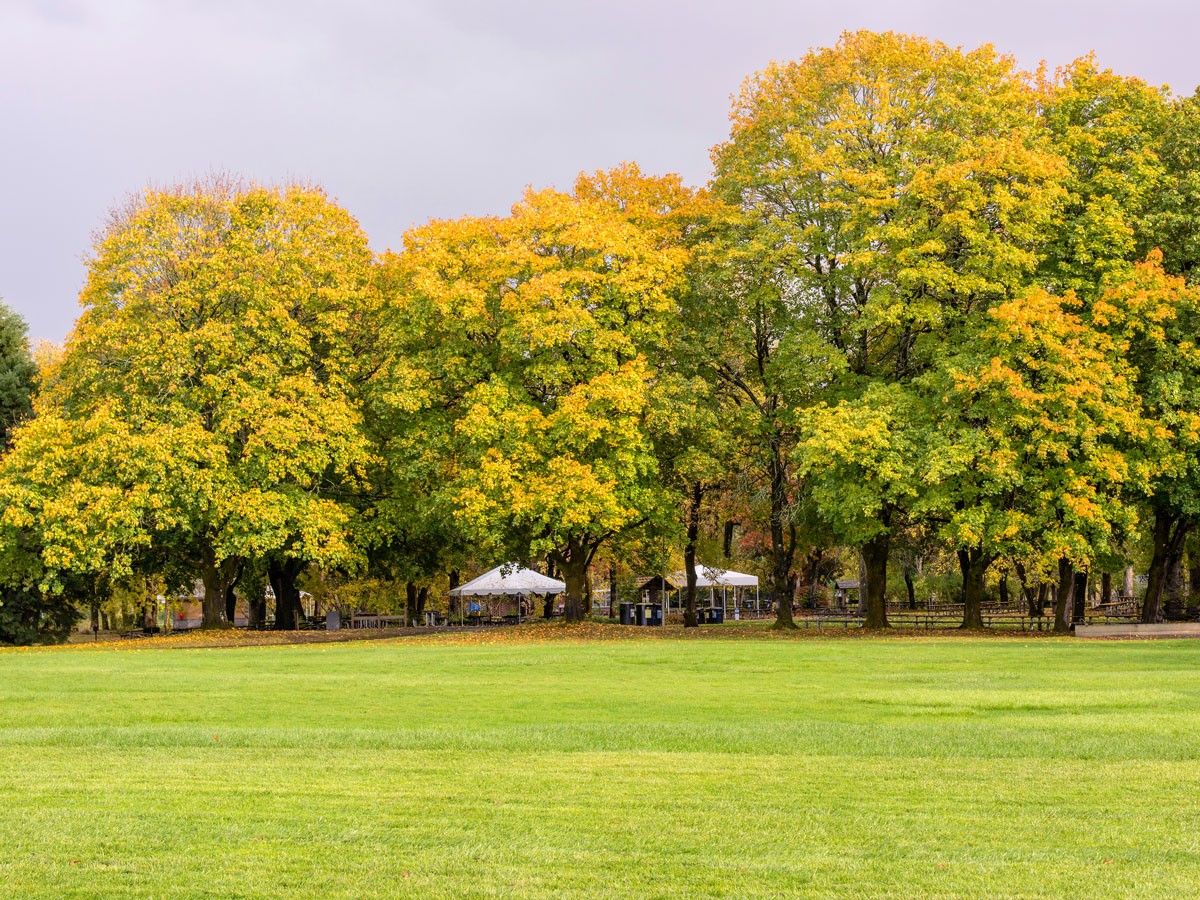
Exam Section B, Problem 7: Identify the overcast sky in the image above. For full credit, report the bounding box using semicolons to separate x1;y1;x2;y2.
3;0;1199;343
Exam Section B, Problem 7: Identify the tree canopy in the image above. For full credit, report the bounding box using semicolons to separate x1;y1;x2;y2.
4;32;1200;641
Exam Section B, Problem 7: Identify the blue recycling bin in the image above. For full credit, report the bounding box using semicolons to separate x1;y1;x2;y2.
709;606;724;625
645;603;662;626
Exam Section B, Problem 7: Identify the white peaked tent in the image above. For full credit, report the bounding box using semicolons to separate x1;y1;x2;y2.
449;565;566;596
448;565;566;624
664;565;761;617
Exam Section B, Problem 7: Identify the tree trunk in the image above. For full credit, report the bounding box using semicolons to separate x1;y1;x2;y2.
200;548;243;628
417;585;429;622
767;438;797;629
1073;570;1088;625
1015;561;1042;617
1124;565;1135;598
684;482;702;628
861;532;890;630
998;571;1009;607
1189;558;1200;605
224;568;242;624
807;555;821;609
1101;572;1112;606
1141;508;1190;623
247;584;267;629
90;603;100;633
608;564;618;620
1054;558;1074;633
583;572;593;618
723;520;736;559
219;559;243;624
904;567;916;610
268;557;304;630
1164;554;1185;620
448;570;460;621
958;547;991;630
856;552;868;616
562;561;587;623
405;581;418;627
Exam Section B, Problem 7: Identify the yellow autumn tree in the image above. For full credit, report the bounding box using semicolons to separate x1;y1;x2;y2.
373;165;702;621
0;179;375;626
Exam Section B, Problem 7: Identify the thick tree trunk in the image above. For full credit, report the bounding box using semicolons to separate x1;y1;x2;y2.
1142;509;1190;623
90;603;100;633
268;557;304;630
405;581;418;627
583;573;593;618
1054;558;1074;633
200;548;242;628
998;571;1009;607
1101;572;1113;606
562;562;587;623
684;482;701;628
861;532;890;630
1124;565;1135;598
958;547;992;630
904;568;916;610
1035;582;1048;617
1189;559;1200;605
417;586;429;622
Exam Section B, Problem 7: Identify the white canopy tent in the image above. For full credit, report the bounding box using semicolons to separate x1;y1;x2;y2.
448;565;566;624
666;566;759;589
663;565;761;618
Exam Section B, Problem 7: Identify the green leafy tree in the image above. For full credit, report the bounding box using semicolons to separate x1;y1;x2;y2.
713;31;1065;627
0;300;36;449
926;288;1141;630
1091;254;1200;622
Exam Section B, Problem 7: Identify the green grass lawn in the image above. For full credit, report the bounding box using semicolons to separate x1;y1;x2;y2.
2;628;1199;898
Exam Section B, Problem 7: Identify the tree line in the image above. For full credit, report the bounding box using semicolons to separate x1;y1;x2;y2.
2;31;1199;642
